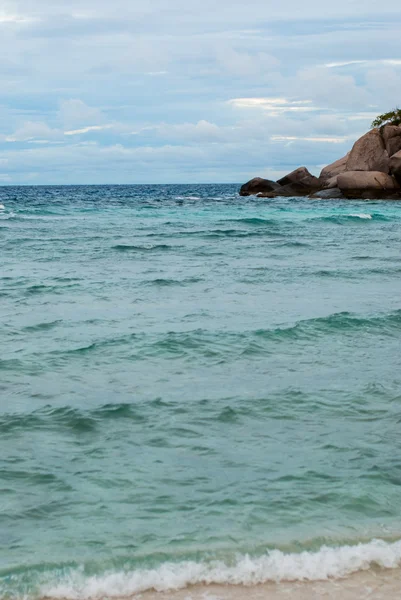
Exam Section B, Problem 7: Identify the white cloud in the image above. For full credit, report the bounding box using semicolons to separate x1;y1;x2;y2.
5;121;62;142
326;59;401;68
228;97;318;116
325;60;367;68
364;66;401;108
215;46;280;77
271;135;347;143
58;99;105;128
0;11;35;23
64;124;113;135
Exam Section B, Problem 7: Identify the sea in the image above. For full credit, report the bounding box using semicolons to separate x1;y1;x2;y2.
1;184;401;600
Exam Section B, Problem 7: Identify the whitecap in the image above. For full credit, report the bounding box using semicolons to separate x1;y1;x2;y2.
349;213;372;219
0;203;5;210
41;538;401;599
175;196;201;200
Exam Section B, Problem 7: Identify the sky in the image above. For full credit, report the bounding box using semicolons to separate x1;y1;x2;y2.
0;0;401;184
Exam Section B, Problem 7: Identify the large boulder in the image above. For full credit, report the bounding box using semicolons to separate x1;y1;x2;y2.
277;166;320;189
258;181;318;197
319;154;348;180
381;125;401;157
275;182;315;196
346;129;389;173
389;150;401;183
337;171;399;198
239;177;280;196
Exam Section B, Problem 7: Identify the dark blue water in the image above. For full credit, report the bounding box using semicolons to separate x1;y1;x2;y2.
1;184;401;598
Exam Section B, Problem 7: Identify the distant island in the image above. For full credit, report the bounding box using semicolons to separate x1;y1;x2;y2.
240;109;401;200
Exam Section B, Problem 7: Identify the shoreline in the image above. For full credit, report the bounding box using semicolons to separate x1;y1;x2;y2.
42;568;401;600
25;537;401;600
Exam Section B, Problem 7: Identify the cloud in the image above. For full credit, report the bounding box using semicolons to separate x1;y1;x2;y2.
64;124;113;136
5;121;62;142
364;66;401;107
215;46;280;77
228;97;317;115
270;135;347;144
0;1;401;182
58;99;106;128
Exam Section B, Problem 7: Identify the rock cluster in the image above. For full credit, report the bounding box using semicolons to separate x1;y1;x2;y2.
240;126;401;199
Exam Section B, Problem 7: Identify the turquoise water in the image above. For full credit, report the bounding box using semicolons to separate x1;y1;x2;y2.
1;184;401;597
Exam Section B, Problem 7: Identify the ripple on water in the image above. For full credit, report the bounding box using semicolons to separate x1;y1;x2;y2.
2;184;401;598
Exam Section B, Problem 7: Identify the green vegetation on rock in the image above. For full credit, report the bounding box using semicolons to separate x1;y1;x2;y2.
371;108;401;128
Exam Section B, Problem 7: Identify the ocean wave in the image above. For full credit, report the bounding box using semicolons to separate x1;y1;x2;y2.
202;228;283;239
0;406;96;435
32;539;401;598
2;310;400;373
349;213;372;219
112;244;179;252
276;240;311;248
311;267;401;278
174;196;201;200
22;321;62;332
248;310;401;344
144;277;203;287
314;213;390;224
25;284;79;296
224;217;279;226
0;403;146;435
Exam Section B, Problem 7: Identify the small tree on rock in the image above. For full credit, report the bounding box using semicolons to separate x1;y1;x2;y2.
371;108;401;128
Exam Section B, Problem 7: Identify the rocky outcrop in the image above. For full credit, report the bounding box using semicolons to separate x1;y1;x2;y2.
271;181;316;196
382;125;401;157
319;154;348;181
241;167;321;198
389;150;401;184
346;129;389;173
277;166;320;189
310;188;345;199
239;177;280;196
240;126;401;199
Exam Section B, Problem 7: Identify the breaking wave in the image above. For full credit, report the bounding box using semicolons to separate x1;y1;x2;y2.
21;539;401;599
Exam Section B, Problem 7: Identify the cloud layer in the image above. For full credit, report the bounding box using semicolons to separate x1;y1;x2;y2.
0;1;401;183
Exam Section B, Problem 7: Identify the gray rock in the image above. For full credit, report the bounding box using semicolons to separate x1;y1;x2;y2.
346;129;390;173
389;150;401;183
319;154;348;180
257;181;318;197
310;188;345;199
277;166;320;189
381;125;401;157
256;192;276;198
239;177;280;196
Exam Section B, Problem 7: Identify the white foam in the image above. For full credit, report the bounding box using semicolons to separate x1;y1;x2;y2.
0;203;5;210
349;213;372;219
175;196;201;200
41;539;401;599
